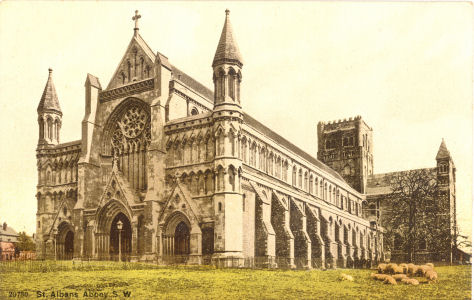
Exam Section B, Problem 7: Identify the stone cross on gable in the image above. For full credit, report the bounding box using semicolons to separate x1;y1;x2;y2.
132;10;141;33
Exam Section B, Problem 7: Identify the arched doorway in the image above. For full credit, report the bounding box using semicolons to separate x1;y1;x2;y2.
56;222;74;260
109;212;132;261
174;221;190;256
163;212;192;264
64;231;74;259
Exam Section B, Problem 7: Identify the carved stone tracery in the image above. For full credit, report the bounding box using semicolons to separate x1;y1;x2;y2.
103;99;151;191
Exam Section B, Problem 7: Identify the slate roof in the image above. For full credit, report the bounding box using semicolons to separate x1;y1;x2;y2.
436;139;451;160
243;113;346;183
0;223;19;242
212;10;243;67
171;65;214;102
37;69;61;114
366;168;437;196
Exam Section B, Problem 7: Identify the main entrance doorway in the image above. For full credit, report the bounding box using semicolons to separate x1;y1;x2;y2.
109;212;132;261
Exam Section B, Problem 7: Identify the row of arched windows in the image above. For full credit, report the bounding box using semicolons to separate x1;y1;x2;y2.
166;165;240;195
39;160;78;186
167;136;215;166
438;163;449;173
167;129;241;167
39;116;60;142
240;137;289;181
36;190;77;214
214;68;242;103
119;49;151;85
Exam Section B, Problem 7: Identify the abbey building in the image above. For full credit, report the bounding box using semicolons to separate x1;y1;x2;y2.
35;10;454;267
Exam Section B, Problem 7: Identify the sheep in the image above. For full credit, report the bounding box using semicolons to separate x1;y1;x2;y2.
416;265;431;276
383;276;397;285
399;263;408;274
385;263;398;274
340;273;354;282
425;270;438;282
425;263;434;268
407;264;418;276
371;273;390;281
393;265;404;274
377;263;387;274
401;278;419;285
392;274;408;281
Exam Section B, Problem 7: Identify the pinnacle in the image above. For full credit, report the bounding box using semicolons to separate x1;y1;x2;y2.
212;9;243;67
37;68;62;114
436;138;451;160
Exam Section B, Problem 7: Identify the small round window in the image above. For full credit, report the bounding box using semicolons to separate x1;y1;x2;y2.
190;108;199;116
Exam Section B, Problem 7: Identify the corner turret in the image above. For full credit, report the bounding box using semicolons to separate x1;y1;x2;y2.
37;68;62;146
212;9;243;111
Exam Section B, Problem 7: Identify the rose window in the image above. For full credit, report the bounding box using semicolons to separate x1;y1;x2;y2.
119;107;148;139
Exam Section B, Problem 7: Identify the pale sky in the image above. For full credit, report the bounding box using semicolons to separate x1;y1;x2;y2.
0;2;472;245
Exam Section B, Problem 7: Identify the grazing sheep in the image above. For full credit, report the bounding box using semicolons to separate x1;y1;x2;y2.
425;263;434;268
392;274;408;281
425;270;438;282
377;263;387;274
393;265;404;274
340;273;354;282
401;278;420;285
383;276;397;285
372;273;390;281
399;263;408;274
407;264;418;276
385;263;398;274
416;265;431;276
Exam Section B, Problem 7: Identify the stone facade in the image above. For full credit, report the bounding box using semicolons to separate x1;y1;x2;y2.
35;10;383;268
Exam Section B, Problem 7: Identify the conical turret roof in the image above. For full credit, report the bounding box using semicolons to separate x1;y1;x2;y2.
436;139;451;160
212;9;243;67
37;68;61;114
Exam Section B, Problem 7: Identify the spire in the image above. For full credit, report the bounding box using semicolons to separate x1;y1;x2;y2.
436;138;451;160
212;9;243;67
37;68;62;115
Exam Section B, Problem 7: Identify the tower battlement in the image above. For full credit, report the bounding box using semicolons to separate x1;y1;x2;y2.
318;116;372;131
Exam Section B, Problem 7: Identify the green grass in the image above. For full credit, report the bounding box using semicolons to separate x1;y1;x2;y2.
0;262;471;299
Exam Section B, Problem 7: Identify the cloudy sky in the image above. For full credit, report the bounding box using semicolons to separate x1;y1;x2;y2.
0;2;471;243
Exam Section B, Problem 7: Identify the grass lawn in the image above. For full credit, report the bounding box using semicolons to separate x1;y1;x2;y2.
0;262;471;299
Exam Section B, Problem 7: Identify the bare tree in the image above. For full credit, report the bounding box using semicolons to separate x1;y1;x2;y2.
386;169;439;263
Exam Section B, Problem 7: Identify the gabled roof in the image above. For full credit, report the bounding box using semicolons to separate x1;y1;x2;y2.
436;139;451;160
171;65;214;102
243;113;346;183
105;32;159;90
0;223;19;238
37;68;61;114
212;9;243;67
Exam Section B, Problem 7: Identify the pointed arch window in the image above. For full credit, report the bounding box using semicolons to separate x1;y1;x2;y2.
292;166;297;186
228;68;236;100
47;118;53;140
39;117;44;140
140;57;144;79
282;161;288;182
218;69;226;100
298;169;303;188
54;119;60;141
